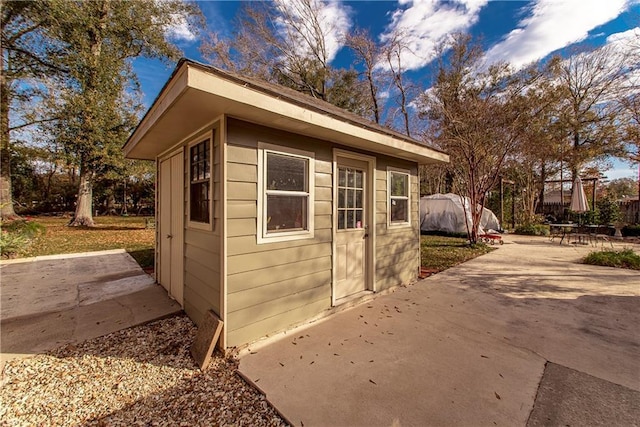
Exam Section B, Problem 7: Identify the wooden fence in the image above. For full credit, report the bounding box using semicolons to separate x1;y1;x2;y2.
541;200;640;224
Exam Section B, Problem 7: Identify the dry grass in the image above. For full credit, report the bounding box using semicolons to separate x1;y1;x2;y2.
421;234;494;273
19;216;155;268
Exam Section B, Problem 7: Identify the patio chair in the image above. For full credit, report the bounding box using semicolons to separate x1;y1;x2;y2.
573;225;591;245
591;226;614;248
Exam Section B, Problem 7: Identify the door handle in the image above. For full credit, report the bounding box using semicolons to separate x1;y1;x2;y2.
364;233;369;238
166;234;173;239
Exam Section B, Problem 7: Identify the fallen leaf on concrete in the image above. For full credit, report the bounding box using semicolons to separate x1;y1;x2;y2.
369;379;377;385
494;392;501;400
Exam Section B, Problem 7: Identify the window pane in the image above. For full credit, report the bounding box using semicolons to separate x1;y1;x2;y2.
338;188;346;209
355;210;363;228
190;139;211;224
338;168;346;187
267;153;306;191
338;211;346;230
355;189;363;208
190;182;210;223
347;169;355;187
347;189;355;208
355;170;363;188
267;195;307;232
347;210;355;229
391;199;408;223
391;172;408;197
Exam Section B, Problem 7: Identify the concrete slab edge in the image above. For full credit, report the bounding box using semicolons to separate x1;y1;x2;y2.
235;369;296;427
525;360;549;426
0;249;127;265
1;310;185;375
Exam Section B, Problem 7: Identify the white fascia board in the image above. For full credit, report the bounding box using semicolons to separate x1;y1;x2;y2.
187;66;449;165
124;65;189;158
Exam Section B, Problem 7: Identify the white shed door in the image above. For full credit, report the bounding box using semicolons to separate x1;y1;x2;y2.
335;158;369;301
159;152;184;306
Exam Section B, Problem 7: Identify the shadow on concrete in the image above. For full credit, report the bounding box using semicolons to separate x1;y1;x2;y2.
527;362;640;426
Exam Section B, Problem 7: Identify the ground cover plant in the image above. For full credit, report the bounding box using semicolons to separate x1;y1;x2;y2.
583;249;640;270
420;235;493;273
0;219;45;258
10;216;155;268
514;223;550;236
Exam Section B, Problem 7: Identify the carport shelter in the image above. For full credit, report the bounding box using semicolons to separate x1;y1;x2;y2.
124;59;449;350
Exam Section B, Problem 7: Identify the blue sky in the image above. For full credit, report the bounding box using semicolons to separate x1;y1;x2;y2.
133;0;640;180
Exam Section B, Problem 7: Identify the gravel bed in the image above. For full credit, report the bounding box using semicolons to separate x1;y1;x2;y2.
0;314;287;426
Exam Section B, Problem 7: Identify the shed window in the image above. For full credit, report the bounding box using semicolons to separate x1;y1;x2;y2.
258;144;315;243
389;170;409;225
189;139;211;224
337;167;364;230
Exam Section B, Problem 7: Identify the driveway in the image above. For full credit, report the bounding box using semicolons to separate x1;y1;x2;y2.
239;235;640;426
0;250;181;367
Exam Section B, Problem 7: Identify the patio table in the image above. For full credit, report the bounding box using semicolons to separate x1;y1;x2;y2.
549;224;590;245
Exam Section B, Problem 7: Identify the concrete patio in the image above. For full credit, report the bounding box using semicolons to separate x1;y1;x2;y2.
239;235;640;426
0;250;181;368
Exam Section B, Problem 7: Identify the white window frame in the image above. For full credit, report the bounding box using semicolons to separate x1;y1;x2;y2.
387;167;411;228
257;142;315;244
187;130;214;231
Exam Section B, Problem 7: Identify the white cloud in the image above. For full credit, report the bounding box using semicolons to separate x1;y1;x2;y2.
379;0;489;71
166;16;197;42
274;0;351;64
607;26;640;92
483;0;629;69
606;26;640;47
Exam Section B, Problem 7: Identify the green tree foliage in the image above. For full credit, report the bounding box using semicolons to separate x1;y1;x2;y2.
554;44;634;180
1;0;64;220
418;34;546;243
42;0;201;226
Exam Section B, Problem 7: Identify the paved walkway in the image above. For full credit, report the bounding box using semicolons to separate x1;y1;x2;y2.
239;235;640;426
0;250;181;367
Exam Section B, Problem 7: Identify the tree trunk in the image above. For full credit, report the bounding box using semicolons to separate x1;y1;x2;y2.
69;166;95;226
0;45;19;221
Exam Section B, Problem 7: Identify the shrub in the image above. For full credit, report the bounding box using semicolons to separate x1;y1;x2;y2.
622;225;640;237
596;196;621;225
514;223;549;236
583;249;640;270
0;219;45;258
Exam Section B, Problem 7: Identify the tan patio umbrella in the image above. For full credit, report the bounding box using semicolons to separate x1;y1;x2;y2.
570;176;589;224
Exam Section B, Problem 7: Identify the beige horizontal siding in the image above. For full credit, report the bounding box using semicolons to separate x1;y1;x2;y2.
226;144;257;164
377;248;418;269
227;270;328;312
228;228;332;256
227;200;256;219
374;155;420;292
181;126;223;327
227;181;257;201
228;285;329;333
228;256;331;294
185;228;220;254
227;218;256;237
224;118;334;347
227;244;331;275
227;299;329;348
227;162;257;182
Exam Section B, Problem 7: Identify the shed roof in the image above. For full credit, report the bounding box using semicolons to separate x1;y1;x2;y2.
124;59;449;165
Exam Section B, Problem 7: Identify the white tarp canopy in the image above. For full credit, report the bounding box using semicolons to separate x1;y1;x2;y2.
420;193;501;235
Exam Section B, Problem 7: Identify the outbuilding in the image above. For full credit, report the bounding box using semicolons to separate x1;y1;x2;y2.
124;59;448;349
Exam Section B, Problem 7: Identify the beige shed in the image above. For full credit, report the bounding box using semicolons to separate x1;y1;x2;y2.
124;59;448;350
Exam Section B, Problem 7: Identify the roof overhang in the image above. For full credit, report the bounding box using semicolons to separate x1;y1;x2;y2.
124;61;449;165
